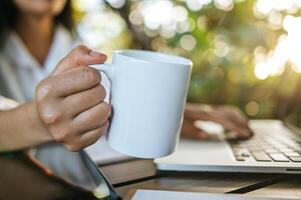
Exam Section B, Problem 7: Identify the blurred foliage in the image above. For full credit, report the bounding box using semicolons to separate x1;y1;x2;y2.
73;0;301;126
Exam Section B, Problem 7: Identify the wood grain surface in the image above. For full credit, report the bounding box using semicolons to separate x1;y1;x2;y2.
100;159;301;199
244;177;301;199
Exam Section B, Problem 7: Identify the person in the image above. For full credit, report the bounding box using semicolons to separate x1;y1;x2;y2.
0;0;252;154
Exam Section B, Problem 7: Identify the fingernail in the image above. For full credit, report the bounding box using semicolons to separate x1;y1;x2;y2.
90;50;107;57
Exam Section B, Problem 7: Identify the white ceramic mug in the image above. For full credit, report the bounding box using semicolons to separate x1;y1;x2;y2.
91;50;192;158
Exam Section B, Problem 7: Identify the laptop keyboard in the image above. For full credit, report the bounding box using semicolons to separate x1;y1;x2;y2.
230;126;301;162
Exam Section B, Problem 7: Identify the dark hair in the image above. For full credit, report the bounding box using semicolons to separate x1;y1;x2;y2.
0;0;75;48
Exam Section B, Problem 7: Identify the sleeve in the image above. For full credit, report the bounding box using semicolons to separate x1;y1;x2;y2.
0;95;19;110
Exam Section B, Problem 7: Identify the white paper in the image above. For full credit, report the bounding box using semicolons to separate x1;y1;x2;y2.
132;190;283;200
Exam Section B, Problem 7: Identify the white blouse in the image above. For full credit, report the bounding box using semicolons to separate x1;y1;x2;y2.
2;25;76;101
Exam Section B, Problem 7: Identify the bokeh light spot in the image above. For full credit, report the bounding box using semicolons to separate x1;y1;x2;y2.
106;0;126;9
214;0;234;11
186;0;212;12
245;101;259;116
180;35;197;51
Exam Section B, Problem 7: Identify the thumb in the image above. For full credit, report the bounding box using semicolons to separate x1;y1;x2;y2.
51;45;107;76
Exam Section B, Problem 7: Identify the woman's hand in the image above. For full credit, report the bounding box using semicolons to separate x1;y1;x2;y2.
35;46;111;151
182;103;253;140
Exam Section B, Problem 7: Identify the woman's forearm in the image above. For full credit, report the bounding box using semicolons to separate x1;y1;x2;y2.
0;102;53;152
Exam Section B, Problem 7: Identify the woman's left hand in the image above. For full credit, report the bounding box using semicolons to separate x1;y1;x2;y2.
181;103;253;140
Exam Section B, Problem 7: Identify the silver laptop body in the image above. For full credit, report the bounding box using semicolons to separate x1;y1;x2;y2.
155;120;301;174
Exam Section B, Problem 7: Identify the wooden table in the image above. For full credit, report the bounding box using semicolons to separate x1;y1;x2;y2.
1;152;301;199
99;159;301;199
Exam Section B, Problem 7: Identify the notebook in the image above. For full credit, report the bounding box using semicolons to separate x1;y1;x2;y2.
130;190;282;200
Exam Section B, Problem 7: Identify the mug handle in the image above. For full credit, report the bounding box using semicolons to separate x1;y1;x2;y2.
90;63;114;80
90;64;114;104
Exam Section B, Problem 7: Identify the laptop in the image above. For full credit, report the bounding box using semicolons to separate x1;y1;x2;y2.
155;120;301;174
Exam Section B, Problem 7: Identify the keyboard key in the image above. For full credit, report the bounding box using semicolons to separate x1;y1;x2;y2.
280;148;294;153
246;144;258;148
249;147;261;152
230;127;301;163
260;145;273;149
265;149;279;153
272;144;287;149
234;156;245;161
233;148;251;157
250;149;263;154
284;152;300;157
241;152;250;157
285;142;299;146
291;145;301;150
252;152;272;162
289;156;301;162
268;153;290;162
232;148;242;153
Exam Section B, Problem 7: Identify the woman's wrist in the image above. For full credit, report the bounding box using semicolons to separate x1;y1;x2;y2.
0;102;53;152
26;101;53;141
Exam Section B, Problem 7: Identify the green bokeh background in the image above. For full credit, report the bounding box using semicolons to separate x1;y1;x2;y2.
73;0;301;126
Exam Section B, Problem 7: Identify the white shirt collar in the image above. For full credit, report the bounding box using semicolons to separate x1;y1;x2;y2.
3;24;74;74
4;31;40;70
1;25;79;101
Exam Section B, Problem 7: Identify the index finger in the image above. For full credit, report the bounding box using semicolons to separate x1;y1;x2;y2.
40;66;102;98
52;45;107;76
